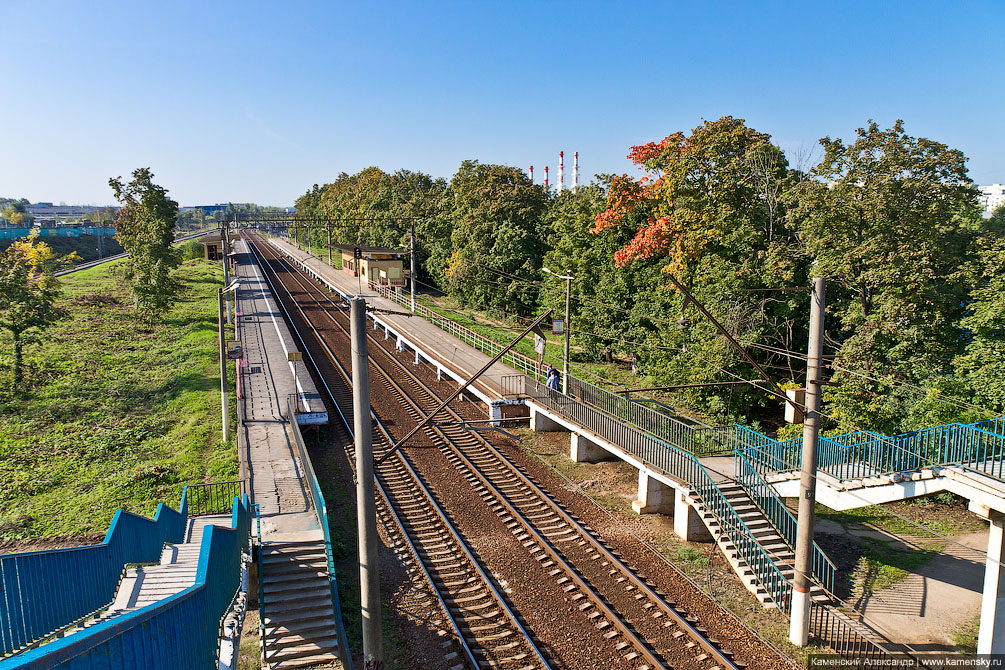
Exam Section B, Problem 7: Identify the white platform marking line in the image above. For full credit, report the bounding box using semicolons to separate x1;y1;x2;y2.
245;242;312;413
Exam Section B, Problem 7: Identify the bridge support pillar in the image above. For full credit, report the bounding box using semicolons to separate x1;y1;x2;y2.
414;350;422;366
396;337;405;353
571;432;611;463
674;492;713;543
530;407;567;432
979;511;1005;653
384;326;391;340
632;470;674;515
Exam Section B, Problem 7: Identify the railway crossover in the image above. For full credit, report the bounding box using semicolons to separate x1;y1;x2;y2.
249;233;785;669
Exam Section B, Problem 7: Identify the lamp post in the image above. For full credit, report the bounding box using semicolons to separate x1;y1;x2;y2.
218;280;241;441
542;267;573;394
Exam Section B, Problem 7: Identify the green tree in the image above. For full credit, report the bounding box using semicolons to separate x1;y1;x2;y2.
109;168;181;316
955;223;1005;413
591;117;808;420
446;160;548;315
785;120;982;432
0;231;76;389
1;200;33;227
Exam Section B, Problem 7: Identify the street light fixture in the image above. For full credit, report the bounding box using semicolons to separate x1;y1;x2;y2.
542;267;573;394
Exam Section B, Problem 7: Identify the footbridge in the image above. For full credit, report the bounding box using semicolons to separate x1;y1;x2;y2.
731;417;1005;654
0;483;251;669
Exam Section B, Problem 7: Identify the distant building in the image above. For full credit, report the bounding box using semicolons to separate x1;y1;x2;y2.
979;184;1005;218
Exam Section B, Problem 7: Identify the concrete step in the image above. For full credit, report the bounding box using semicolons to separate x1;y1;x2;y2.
264;616;337;638
263;577;330;596
265;651;339;670
264;583;330;602
264;593;332;617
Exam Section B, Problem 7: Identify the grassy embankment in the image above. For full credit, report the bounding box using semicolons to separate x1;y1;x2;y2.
0;256;237;540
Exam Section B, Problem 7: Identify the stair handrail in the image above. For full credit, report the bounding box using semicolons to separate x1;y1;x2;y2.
522;376;794;611
287;396;353;670
734;449;836;596
737;420;1005;484
5;495;252;669
250;236;354;669
0;489;189;658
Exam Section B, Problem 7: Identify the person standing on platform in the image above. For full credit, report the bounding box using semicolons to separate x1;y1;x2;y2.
546;366;561;391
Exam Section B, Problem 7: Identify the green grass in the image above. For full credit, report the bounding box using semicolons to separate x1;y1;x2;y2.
0;257;237;539
815;504;925;536
853;539;944;593
952;615;979;654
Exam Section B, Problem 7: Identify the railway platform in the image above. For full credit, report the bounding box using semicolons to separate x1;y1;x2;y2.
232;238;347;669
262;234;526;422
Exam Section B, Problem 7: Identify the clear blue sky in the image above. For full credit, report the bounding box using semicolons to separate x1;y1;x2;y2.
2;1;1002;206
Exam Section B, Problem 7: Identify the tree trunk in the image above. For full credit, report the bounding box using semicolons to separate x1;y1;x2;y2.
12;332;23;390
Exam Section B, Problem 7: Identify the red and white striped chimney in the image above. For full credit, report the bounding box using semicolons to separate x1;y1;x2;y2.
572;152;579;193
544;166;549;190
529;165;534;184
557;151;564;193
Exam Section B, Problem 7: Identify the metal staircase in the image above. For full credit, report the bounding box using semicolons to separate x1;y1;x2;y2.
260;540;342;669
711;482;831;608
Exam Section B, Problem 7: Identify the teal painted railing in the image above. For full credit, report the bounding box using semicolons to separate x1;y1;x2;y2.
0;490;189;658
523;376;794;611
286;400;353;670
736;417;1005;484
4;494;251;670
974;416;1005;437
734;450;836;596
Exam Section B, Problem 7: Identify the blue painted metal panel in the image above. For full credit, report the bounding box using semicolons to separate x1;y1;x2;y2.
3;495;250;670
0;490;188;657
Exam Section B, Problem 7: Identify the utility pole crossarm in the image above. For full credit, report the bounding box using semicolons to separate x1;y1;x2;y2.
376;309;553;465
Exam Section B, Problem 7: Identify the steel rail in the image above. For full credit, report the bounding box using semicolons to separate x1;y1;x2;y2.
248;236;551;669
259;236;743;670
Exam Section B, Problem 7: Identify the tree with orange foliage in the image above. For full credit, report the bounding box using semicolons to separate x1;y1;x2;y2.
0;230;78;389
593;116;790;281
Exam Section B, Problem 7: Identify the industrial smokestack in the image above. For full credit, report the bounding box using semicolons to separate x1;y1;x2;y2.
557;151;564;193
572;152;579;193
544;166;549;190
529;165;534;184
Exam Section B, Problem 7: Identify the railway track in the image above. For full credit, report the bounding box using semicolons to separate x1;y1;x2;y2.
250;234;746;669
247;238;551;669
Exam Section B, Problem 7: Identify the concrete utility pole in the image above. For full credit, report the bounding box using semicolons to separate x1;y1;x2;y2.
223;220;232;325
789;277;826;646
218;288;228;442
327;221;332;267
543;267;573;394
410;221;417;314
563;274;571;394
351;297;383;665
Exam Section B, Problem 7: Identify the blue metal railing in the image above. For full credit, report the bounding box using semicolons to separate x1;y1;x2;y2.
0;490;189;658
974;416;1005;437
286;397;353;670
523;376;794;611
736;416;1005;485
734;450;836;596
4;494;251;670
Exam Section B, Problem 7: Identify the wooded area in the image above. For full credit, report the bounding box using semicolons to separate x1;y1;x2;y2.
293;117;1005;437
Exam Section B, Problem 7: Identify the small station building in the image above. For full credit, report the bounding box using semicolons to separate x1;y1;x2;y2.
335;244;407;287
201;231;225;261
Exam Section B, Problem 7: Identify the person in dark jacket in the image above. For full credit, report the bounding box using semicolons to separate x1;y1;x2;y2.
546;366;561;391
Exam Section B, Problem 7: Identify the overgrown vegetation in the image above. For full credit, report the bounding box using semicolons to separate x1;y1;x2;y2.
293;117;1005;436
0;257;237;539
